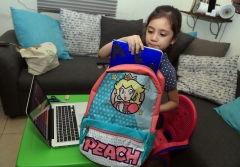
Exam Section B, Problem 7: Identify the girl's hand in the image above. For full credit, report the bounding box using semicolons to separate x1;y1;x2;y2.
121;35;144;55
98;35;144;58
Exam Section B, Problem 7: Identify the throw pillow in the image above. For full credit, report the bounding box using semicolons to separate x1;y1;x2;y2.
60;8;102;57
177;54;239;105
100;16;143;48
172;37;230;72
182;37;230;57
10;7;72;60
186;31;197;37
214;97;240;134
167;32;195;64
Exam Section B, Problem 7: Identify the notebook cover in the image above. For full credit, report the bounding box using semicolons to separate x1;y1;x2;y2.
109;40;163;74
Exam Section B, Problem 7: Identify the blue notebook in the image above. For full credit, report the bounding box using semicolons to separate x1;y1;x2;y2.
109;40;163;74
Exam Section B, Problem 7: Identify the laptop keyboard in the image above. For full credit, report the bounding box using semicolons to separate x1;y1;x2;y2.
56;105;79;142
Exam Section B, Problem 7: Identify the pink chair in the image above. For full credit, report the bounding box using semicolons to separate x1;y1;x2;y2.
142;94;197;167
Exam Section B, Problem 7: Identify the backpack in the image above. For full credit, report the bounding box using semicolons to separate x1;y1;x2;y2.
79;40;165;167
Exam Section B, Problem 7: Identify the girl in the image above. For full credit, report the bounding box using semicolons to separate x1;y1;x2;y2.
98;5;181;113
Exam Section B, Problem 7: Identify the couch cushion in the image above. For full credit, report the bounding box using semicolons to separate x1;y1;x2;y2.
177;55;239;105
182;37;230;57
60;8;101;57
18;56;109;93
172;37;230;71
214;97;240;134
100;17;143;48
10;7;71;60
186;31;197;37
167;32;195;64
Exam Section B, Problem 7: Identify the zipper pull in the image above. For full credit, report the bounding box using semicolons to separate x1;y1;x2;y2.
80;126;89;144
84;126;90;135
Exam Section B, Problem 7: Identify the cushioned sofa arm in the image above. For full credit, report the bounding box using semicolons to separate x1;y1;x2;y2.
0;30;26;117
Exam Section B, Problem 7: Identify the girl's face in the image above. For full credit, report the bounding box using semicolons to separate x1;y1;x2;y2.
145;17;177;51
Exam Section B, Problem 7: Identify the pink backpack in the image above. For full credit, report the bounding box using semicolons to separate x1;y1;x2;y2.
79;40;165;167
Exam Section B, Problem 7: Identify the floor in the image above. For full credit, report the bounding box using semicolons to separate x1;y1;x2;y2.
0;99;27;167
0;99;165;167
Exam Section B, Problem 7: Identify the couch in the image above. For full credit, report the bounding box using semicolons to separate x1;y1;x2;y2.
1;8;240;167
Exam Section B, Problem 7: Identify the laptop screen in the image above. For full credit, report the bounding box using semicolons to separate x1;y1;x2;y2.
26;76;51;143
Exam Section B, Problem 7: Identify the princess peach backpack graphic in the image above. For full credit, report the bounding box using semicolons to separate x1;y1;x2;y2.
79;40;164;167
112;73;145;114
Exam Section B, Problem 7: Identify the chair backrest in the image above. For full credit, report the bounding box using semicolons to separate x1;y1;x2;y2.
160;94;197;142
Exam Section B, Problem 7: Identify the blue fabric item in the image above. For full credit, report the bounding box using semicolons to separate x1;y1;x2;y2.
159;53;177;92
187;31;197;37
214;97;240;134
10;7;72;60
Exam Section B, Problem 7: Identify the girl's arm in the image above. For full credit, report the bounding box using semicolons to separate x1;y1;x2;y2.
160;87;179;112
98;35;144;58
98;41;113;58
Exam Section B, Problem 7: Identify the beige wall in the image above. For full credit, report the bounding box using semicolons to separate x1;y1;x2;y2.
0;0;239;69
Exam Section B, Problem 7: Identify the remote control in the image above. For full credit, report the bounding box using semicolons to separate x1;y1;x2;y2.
0;41;10;46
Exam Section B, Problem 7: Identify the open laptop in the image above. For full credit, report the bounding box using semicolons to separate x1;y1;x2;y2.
26;75;88;148
109;40;163;73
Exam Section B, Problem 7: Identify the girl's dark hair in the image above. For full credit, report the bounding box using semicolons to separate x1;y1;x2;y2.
143;5;182;44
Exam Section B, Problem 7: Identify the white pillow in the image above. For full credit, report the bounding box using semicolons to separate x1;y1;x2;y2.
60;8;101;56
177;54;239;104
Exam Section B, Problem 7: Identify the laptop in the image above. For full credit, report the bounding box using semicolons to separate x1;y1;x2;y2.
26;76;88;148
109;40;163;74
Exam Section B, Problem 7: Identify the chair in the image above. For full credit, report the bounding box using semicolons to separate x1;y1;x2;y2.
142;94;197;167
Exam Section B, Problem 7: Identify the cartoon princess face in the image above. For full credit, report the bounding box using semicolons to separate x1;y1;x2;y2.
119;86;134;102
111;74;145;114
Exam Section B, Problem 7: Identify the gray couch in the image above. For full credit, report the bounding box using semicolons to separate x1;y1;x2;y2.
1;19;240;167
0;30;110;117
0;16;144;118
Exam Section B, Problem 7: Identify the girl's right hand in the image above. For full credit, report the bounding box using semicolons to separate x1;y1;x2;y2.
121;35;144;55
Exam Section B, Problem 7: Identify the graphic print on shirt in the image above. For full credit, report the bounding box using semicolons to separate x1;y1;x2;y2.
111;74;145;114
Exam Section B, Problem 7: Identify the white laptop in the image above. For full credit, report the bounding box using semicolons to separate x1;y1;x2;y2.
26;75;88;148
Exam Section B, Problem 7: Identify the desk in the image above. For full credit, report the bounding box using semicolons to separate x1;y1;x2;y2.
16;94;100;167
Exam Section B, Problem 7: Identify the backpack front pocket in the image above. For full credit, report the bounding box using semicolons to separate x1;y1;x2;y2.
79;118;155;167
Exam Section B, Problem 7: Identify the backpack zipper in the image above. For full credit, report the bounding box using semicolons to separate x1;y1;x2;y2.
83;125;143;144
